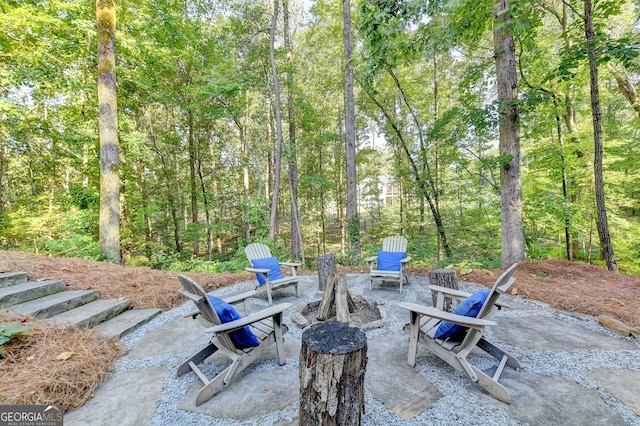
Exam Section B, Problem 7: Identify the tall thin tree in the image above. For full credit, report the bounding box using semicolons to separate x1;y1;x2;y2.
283;0;304;263
343;0;360;261
493;0;525;266
96;0;121;263
268;0;285;240
584;0;618;272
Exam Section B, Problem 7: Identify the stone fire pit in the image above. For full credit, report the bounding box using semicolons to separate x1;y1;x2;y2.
291;294;388;331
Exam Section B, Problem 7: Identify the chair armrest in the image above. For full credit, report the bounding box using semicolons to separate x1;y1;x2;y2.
246;267;269;274
185;309;200;319
224;289;260;305
180;288;258;305
206;302;293;334
398;302;496;330
495;300;512;309
278;262;300;267
278;262;299;276
428;285;472;299
182;289;258;320
400;257;412;264
364;256;378;262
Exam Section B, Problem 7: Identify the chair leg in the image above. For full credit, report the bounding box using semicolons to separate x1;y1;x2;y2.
177;342;218;377
273;314;286;365
195;336;276;406
407;311;420;367
469;364;512;404
195;369;229;406
431;341;513;404
477;338;521;369
266;284;273;305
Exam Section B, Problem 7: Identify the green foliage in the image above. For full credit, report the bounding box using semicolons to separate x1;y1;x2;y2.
0;200;98;255
43;233;101;260
444;260;489;276
149;252;182;270
160;256;247;274
68;186;100;210
245;197;271;239
0;322;32;357
1;0;639;275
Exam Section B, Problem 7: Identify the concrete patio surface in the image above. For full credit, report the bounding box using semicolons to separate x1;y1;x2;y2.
63;273;640;425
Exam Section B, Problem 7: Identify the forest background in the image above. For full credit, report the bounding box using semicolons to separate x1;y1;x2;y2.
1;0;639;275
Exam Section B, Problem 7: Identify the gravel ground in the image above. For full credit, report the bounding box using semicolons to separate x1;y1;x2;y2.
112;274;640;426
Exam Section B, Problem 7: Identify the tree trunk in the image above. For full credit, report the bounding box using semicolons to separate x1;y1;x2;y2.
364;87;452;259
152;136;182;253
320;141;327;255
96;0;121;263
493;0;525;267
197;156;213;261
429;269;459;312
0;139;5;216
268;0;284;240
188;110;199;256
608;63;640;118
299;321;367;426
342;0;360;262
139;160;153;261
283;0;304;264
584;0;618;273
559;1;579;261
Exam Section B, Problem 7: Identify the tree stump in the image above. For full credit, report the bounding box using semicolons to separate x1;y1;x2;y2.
429;268;459;312
318;254;337;291
299;321;367;426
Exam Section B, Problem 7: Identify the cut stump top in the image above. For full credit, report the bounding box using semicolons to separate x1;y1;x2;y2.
302;321;366;355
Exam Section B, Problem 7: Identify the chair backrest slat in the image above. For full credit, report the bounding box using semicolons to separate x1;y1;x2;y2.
476;263;518;320
382;235;408;253
245;243;273;260
178;274;236;351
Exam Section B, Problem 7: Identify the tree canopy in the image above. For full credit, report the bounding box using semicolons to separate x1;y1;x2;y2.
1;0;639;274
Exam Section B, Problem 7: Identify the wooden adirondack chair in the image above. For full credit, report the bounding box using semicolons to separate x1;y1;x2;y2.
244;243;300;305
398;263;521;404
365;235;412;293
177;274;291;406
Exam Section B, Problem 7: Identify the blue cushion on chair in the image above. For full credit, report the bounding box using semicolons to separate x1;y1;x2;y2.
377;251;406;271
433;289;491;340
251;256;284;285
207;296;260;349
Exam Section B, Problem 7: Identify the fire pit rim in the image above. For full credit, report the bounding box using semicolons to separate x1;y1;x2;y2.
291;293;389;331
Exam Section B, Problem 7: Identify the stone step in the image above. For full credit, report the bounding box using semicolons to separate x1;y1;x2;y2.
0;271;28;288
3;290;100;319
0;279;66;308
48;298;132;328
93;308;163;340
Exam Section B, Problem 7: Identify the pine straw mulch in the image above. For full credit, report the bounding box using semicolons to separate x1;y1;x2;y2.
0;250;261;310
462;259;640;328
1;250;639;410
0;312;126;410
